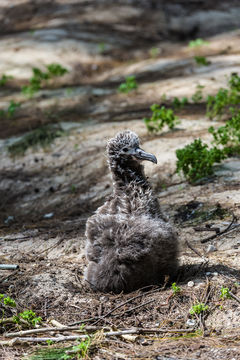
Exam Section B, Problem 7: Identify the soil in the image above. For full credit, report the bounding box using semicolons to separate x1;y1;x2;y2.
0;1;240;359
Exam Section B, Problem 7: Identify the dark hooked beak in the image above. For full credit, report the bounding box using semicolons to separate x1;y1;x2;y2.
132;147;157;164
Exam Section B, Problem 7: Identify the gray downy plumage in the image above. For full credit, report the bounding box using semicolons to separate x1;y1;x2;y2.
85;130;178;293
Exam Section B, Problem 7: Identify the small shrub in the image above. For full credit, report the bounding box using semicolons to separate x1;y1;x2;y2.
47;64;68;77
0;74;13;86
188;38;209;48
194;56;210;66
8;124;65;156
149;47;160;58
176;139;225;183
228;72;240;92
22;63;68;97
0;101;21;118
172;96;189;110
191;85;205;103
206;73;240;120
208;111;240;155
144;104;179;133
189;302;208;315
118;75;138;93
98;42;106;54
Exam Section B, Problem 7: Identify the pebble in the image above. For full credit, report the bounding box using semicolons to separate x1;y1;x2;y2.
206;244;217;253
4;215;14;224
187;281;194;287
43;212;54;219
186;319;196;327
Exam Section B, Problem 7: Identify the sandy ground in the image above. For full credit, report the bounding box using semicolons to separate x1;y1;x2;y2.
0;1;240;359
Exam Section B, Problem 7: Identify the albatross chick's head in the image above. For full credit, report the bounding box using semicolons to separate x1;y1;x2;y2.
107;130;157;164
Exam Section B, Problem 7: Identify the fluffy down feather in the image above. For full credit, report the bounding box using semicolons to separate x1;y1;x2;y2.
85;130;178;293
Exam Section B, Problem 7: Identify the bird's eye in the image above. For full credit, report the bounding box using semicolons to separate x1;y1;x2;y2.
122;147;128;152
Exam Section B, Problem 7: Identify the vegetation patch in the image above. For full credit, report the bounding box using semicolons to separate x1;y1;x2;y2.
206;73;240;120
176;138;225;183
144;104;179;133
194;56;210;66
118;75;138;93
22;64;68;97
0;100;21;118
188;38;209;48
0;74;14;86
8;124;65;156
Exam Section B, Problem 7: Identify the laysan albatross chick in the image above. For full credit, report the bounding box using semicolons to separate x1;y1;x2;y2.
85;130;178;293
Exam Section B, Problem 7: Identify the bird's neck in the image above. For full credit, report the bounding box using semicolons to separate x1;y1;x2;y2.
110;158;150;190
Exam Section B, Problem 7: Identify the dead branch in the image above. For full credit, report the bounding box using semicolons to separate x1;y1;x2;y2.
229;291;240;305
0;264;19;270
116;299;155;316
200;214;237;244
5;325;110;338
185;240;206;259
1;327;195;345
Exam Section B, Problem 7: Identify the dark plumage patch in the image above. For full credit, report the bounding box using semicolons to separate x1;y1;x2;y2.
85;130;178;293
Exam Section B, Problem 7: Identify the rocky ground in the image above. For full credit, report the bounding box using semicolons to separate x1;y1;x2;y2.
0;1;240;359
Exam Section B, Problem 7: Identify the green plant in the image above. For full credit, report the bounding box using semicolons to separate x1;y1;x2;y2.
191;85;205;103
194;56;210;66
149;47;160;58
171;282;181;295
172;96;189;109
8;124;65;156
208;111;240;155
70;184;77;193
220;287;232;300
0;101;21;118
0;294;16;308
118;75;138;93
22;64;68;97
71;337;91;358
0;74;13;86
46;339;54;346
188;38;209;48
46;64;68;77
14;310;42;327
206;74;240;120
144;104;179;133
189;302;208;315
98;42;106;54
176;139;225;183
228;72;240;92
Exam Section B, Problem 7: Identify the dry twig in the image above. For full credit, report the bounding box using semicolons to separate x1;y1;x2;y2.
200;214;237;244
70;287;163;326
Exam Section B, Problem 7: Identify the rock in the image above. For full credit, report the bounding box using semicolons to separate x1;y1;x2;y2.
187;281;195;287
